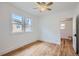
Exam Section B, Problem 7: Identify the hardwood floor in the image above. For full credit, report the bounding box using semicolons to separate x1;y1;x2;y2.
60;39;76;56
3;39;76;56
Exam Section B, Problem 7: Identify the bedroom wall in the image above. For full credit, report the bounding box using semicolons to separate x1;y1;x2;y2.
39;14;60;44
0;3;39;55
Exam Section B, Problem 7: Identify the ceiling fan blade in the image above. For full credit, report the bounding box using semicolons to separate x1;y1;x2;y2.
37;2;41;4
47;2;53;6
41;2;46;4
47;8;52;11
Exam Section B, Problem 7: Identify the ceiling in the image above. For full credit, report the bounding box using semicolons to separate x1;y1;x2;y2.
10;2;78;16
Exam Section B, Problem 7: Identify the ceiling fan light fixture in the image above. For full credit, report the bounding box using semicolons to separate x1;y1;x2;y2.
38;5;48;12
34;2;53;12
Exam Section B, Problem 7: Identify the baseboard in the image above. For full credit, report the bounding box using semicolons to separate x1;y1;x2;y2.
40;39;60;45
2;40;42;56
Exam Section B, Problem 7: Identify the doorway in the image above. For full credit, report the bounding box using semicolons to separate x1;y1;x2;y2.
60;18;73;42
60;18;73;55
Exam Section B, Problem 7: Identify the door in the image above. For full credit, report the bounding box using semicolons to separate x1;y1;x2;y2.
76;15;79;54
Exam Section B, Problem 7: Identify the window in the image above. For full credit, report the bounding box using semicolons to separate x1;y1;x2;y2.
11;13;32;33
25;18;32;32
60;23;65;29
12;14;23;33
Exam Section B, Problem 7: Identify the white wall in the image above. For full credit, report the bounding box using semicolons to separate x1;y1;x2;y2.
0;3;39;55
39;15;60;44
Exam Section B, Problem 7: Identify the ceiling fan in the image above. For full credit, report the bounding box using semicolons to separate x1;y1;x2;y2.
34;2;53;12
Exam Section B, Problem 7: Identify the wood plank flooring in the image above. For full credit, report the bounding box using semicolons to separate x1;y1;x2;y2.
3;39;76;56
60;39;76;56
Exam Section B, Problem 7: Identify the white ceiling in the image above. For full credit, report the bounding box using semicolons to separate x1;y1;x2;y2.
10;2;78;16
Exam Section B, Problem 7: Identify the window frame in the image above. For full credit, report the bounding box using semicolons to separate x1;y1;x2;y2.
11;13;32;33
11;13;24;33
